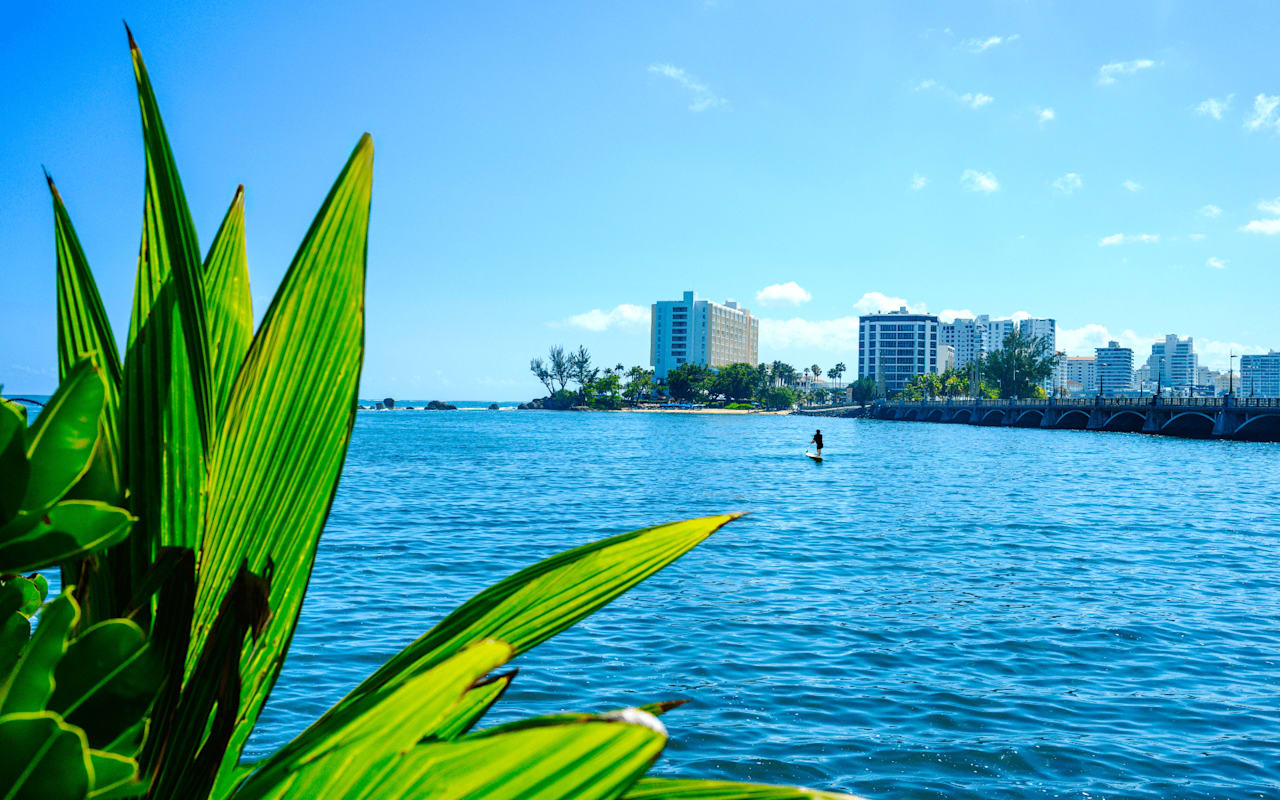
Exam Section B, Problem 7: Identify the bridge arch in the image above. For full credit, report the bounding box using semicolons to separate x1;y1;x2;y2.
1231;413;1280;441
925;408;945;422
1101;410;1146;432
1160;411;1215;439
951;408;973;423
1054;409;1090;429
979;408;1005;426
1012;409;1043;428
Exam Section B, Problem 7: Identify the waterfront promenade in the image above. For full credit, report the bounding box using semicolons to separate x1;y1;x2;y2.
870;396;1280;441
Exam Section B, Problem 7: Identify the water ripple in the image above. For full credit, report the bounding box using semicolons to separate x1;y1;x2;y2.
248;411;1280;799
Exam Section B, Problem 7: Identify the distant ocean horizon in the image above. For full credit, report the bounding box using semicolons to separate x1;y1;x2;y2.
358;399;524;409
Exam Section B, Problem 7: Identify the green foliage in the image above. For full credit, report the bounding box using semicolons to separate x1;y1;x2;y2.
848;377;876;403
5;28;864;800
0;363;135;576
978;329;1061;399
707;362;759;401
760;386;797;410
666;363;712;402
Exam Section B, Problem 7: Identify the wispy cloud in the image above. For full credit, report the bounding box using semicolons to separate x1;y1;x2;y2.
1053;173;1083;195
1122;179;1142;192
1240;197;1280;234
1200;204;1223;218
915;79;994;110
961;169;999;193
959;92;994;109
1060;324;1259;368
1194;94;1233;120
558;304;649;331
755;281;812;306
648;64;726;112
911;173;928;190
1099;233;1159;246
759;316;861;353
1034;106;1056;125
963;33;1020;53
853;291;926;315
1096;58;1156;86
1206;257;1227;270
1245;94;1279;131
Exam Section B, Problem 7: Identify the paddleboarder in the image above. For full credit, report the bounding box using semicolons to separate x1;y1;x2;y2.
810;429;823;458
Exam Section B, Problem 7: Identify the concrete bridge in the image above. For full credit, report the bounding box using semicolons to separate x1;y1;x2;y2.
871;396;1280;441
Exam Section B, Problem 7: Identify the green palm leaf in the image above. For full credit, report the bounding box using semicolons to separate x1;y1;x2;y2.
191;133;373;774
236;641;511;799
120;31;208;590
427;668;516;741
18;357;105;516
126;25;211;449
0;710;94;798
204;185;253;421
0;500;135;575
47;174;123;502
251;714;665;800
621;778;866;799
266;514;736;768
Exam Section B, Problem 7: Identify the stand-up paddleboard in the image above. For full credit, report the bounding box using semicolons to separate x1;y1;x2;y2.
805;451;823;462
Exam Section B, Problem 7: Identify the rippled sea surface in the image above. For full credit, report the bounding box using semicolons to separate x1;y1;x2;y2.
249;410;1280;799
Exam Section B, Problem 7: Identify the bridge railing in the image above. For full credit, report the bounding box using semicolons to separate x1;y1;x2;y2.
885;395;1280;409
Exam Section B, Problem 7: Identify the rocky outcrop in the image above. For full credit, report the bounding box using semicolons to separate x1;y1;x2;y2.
488;403;500;410
426;400;457;410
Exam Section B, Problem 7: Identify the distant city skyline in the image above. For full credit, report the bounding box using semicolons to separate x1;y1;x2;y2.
2;2;1278;398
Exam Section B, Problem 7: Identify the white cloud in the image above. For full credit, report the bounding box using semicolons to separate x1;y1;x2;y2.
1241;218;1280;234
1096;58;1156;86
1240;197;1280;234
937;308;977;324
1035;106;1056;125
1053;172;1083;195
1058;324;1261;369
961;169;999;193
1245;94;1279;131
1200;204;1222;218
755;281;812;306
1206;257;1227;270
916;80;994;109
1194;94;1233;120
964;33;1020;53
852;291;926;315
1188;233;1206;241
958;92;994;109
911;173;928;190
1122;179;1142;192
759;316;860;353
1098;233;1159;246
648;64;726;112
561;304;649;331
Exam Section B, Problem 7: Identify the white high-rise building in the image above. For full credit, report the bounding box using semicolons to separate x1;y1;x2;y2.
857;307;940;396
978;315;1015;353
1241;351;1280;397
1065;356;1097;395
650;291;759;381
1017;318;1058;392
1145;334;1198;389
939;318;985;368
1096;340;1135;396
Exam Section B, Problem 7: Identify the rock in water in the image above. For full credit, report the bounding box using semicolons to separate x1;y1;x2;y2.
382;397;396;409
426;400;457;411
488;403;500;410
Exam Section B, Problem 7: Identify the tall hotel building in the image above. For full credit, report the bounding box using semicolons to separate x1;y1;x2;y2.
857;307;940;395
1241;351;1280;397
651;291;759;380
1095;340;1135;396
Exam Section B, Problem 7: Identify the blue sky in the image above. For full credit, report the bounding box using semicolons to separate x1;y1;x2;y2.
3;2;1279;399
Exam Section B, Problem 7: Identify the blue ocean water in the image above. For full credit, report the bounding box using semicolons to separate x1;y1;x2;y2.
247;410;1280;799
